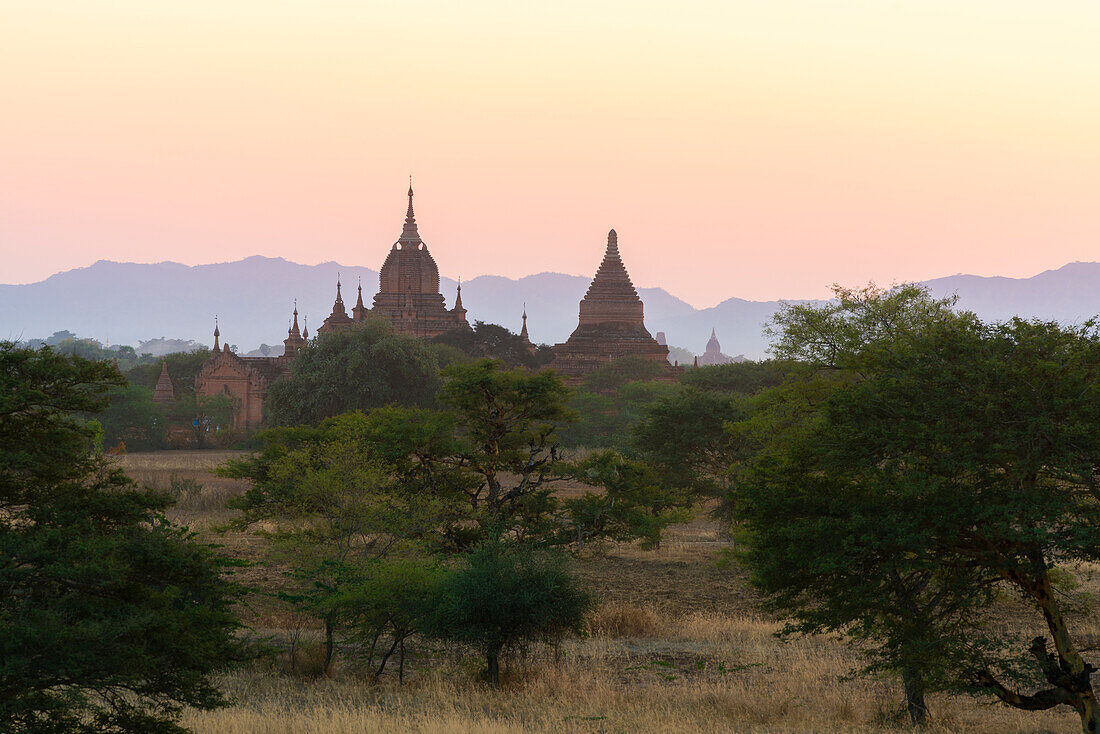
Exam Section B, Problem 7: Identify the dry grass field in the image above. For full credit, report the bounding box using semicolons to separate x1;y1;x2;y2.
116;451;1088;734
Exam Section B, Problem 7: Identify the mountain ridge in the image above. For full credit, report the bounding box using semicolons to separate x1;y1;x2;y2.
3;258;1099;360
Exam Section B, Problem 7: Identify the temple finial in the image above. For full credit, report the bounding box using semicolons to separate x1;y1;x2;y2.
607;229;618;252
213;315;220;351
303;315;309;339
398;181;421;245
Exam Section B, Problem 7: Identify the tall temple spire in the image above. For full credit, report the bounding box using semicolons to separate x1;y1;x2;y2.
398;181;422;247
302;316;308;339
454;278;463;311
213;316;220;351
356;276;365;309
520;303;530;340
289;299;301;337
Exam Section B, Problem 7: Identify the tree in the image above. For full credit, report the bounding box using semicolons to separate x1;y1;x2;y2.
264;320;444;426
224;412;445;675
0;342;246;734
97;384;167;451
565;450;693;548
125;349;211;398
559;358;677;451
735;285;1100;730
422;540;591;687
432;321;554;368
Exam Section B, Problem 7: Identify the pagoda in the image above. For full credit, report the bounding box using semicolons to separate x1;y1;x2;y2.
153;362;175;403
697;328;736;366
318;184;469;338
551;229;671;378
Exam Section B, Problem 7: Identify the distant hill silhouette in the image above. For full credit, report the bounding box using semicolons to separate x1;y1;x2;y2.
3;257;1099;360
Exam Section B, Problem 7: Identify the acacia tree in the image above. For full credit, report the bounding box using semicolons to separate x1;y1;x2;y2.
224;412;448;676
422;540;591;687
735;286;1100;730
0;343;246;734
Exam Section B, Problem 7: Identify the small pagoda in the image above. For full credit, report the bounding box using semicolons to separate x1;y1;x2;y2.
551;229;671;379
153;361;175;403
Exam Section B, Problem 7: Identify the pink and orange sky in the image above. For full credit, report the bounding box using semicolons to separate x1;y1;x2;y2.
2;1;1098;307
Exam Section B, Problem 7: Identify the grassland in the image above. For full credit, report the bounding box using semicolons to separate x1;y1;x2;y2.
117;451;1088;733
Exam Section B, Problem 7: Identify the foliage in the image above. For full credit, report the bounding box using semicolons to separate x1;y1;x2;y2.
224;411;445;675
566;450;693;549
560;368;676;450
432;321;554;368
264;320;443;426
125;349;211;398
422;540;591;687
0;342;246;734
679;359;790;394
168;393;236;448
97;384;168;451
735;285;1100;730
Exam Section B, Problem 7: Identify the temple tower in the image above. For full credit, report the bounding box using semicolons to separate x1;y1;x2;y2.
551;229;671;378
153;361;175;403
366;184;469;337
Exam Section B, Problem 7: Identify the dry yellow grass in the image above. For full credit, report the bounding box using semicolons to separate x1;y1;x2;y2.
118;451;1087;733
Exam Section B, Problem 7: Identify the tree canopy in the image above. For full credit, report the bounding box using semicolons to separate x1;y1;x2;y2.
0;342;246;734
734;286;1100;730
264;320;445;426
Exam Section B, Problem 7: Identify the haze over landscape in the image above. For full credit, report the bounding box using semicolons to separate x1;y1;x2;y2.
4;256;1100;360
3;1;1100;308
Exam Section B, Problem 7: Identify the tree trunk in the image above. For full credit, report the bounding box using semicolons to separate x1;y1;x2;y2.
902;666;930;726
399;638;406;684
487;646;501;688
1078;693;1099;734
322;615;335;676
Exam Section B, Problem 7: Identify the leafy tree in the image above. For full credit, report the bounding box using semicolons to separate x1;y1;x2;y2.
97;384;168;451
423;541;591;687
345;557;444;682
566;450;693;548
680;359;790;394
735;285;1100;730
0;342;246;734
125;349;211;398
224;412;444;675
265;320;443;426
168;393;236;448
559;359;676;450
432;321;554;368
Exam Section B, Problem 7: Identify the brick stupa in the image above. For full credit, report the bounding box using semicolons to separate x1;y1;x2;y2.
153;361;175;403
551;229;671;378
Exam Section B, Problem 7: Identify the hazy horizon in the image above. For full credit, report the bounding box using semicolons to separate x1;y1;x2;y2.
5;253;1100;313
3;2;1099;306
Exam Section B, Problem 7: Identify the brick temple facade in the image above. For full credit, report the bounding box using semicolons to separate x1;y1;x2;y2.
194;311;305;431
550;229;673;380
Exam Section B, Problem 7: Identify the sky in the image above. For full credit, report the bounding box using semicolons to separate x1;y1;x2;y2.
2;1;1098;308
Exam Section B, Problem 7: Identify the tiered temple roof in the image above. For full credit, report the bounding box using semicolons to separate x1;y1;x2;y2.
551;230;671;378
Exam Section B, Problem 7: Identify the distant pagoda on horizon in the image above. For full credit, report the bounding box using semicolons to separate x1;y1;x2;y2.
551;229;672;379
